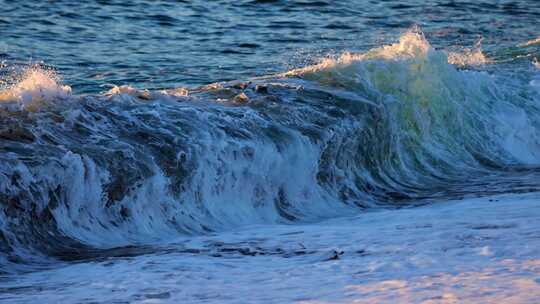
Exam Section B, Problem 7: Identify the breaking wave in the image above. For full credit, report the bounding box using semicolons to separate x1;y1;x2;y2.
1;29;540;272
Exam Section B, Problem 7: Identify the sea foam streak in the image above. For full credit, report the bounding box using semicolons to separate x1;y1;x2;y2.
519;36;540;47
0;29;540;272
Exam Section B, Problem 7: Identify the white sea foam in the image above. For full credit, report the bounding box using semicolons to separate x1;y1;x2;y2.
4;192;540;303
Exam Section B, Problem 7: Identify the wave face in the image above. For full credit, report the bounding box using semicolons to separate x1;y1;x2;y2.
1;30;540;271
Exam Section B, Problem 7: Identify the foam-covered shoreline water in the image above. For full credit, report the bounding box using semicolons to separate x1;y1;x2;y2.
3;192;540;303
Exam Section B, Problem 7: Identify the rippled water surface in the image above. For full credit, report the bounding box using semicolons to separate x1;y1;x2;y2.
0;0;539;92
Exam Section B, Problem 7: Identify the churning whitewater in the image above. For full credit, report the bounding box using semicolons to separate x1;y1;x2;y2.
1;29;540;275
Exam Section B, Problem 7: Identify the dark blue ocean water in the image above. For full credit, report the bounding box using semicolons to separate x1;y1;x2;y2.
1;0;539;92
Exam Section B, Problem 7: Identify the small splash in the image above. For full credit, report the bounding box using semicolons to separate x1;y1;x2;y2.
447;39;489;67
372;26;432;59
0;66;71;109
533;58;540;69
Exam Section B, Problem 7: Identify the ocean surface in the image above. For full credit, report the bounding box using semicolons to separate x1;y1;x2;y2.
1;0;540;303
